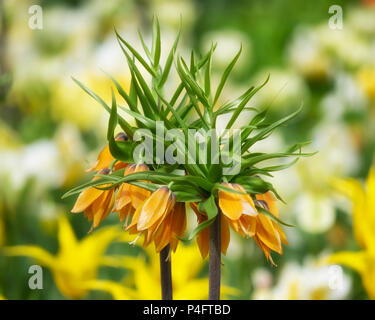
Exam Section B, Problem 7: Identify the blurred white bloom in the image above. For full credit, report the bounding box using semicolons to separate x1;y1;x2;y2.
253;258;351;300
201;30;251;70
252;268;273;290
252;68;308;111
316;24;372;68
151;0;196;29
311;122;359;175
347;8;375;36
0;141;63;191
0;123;88;191
321;72;367;121
295;193;335;233
271;122;359;233
287;26;332;80
54;123;87;187
249;132;285;155
272;166;301;201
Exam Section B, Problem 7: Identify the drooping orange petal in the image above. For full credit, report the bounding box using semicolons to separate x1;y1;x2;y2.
171;203;187;236
254;235;273;263
239;214;257;237
137;187;175;231
273;221;288;245
218;183;243;220
170;203;187;252
113;161;128;171
126;164;151;209
221;215;230;255
126;201;143;232
232;184;258;216
148;197;175;240
191;203;210;259
219;183;257;220
118;204;134;223
71;187;103;213
154;212;174;252
86;145;114;173
256;192;278;217
90;190;114;231
130;185;151;209
256;214;282;254
115;183;132;211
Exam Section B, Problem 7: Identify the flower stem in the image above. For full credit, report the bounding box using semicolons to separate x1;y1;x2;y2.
209;213;221;300
160;244;173;300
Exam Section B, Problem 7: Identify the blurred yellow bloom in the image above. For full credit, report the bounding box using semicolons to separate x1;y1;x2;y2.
5;216;122;299
357;67;375;101
329;166;375;299
51;74;131;130
89;242;238;300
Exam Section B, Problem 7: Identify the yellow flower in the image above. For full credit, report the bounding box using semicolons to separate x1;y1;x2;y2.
88;242;238;300
71;168;115;232
5;216;122;299
217;184;287;264
127;186;186;252
328;166;375;299
356;67;375;101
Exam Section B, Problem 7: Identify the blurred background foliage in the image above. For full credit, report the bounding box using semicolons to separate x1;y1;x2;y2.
0;0;374;300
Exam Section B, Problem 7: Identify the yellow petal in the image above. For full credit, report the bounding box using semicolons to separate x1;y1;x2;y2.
4;245;55;268
328;251;367;274
57;215;77;255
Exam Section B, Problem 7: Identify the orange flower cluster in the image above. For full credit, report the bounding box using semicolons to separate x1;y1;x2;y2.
72;137;288;261
72;137;186;253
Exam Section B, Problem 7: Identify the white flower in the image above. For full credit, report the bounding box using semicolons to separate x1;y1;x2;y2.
287;26;331;79
0;141;63;190
251;68;308;112
294;193;335;233
321;72;367;121
253;257;351;300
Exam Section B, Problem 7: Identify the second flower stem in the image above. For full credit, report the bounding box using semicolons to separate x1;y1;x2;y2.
209;213;221;300
160;244;173;300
